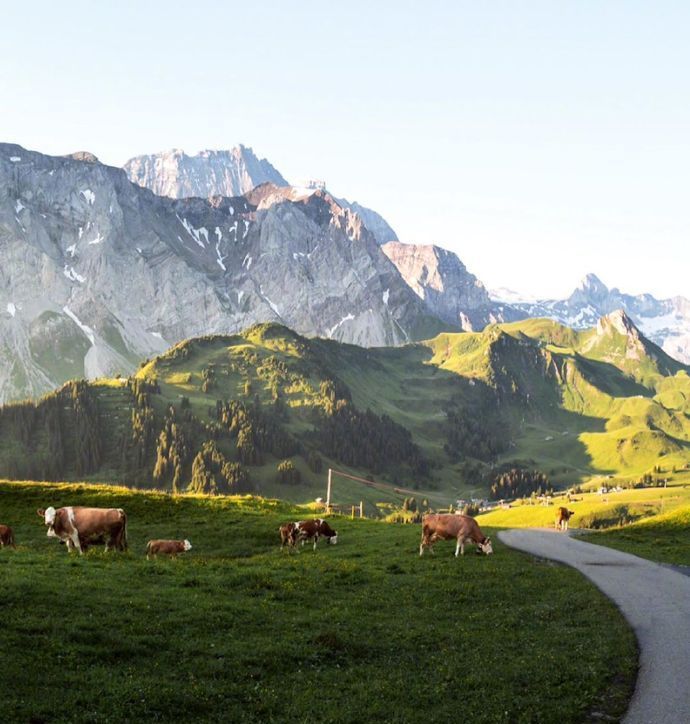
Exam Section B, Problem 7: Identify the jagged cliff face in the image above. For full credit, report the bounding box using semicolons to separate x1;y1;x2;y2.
0;144;443;402
124;146;288;199
497;273;690;363
381;242;515;330
125;147;399;246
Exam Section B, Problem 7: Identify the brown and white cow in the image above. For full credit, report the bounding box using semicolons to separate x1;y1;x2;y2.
146;539;192;559
555;507;575;531
279;522;299;550
0;524;16;548
37;506;128;554
289;519;338;551
420;513;493;557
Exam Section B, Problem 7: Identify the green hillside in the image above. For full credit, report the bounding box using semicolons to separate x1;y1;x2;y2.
0;313;688;504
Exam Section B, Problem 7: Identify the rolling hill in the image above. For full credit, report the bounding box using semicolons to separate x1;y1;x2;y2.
0;312;687;505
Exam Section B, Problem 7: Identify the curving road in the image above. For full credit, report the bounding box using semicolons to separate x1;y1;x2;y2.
498;529;690;724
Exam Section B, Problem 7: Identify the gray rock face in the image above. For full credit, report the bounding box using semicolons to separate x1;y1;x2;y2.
125;146;399;246
381;241;515;330
124;146;288;199
0;144;444;402
334;197;398;245
495;273;690;363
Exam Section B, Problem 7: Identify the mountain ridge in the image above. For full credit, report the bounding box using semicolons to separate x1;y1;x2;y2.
0;142;446;402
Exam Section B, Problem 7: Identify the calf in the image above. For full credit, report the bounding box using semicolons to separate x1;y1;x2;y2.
279;522;298;550
37;506;128;554
0;524;16;548
420;513;493;557
555;507;575;531
146;539;192;559
291;519;338;551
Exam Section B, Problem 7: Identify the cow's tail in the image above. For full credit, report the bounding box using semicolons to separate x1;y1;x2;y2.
118;509;128;552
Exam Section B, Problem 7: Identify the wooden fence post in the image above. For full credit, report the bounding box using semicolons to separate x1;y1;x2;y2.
360;501;364;518
326;468;332;512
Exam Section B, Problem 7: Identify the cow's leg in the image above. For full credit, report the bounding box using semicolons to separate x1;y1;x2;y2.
455;537;461;557
70;531;82;555
313;535;318;552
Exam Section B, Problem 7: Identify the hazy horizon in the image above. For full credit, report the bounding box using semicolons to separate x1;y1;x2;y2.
2;1;688;299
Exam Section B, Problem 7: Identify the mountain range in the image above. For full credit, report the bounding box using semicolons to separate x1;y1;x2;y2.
1;139;688;405
0;143;445;402
493;274;690;365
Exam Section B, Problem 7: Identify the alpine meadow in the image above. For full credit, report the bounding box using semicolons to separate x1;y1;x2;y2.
3;4;690;721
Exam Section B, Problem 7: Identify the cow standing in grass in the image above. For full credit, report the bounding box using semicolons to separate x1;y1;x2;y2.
146;539;192;559
420;514;493;557
37;506;128;554
0;524;16;548
555;507;575;531
279;522;298;550
282;519;338;551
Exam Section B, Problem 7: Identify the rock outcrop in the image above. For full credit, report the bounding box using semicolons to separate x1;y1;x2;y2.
381;241;514;330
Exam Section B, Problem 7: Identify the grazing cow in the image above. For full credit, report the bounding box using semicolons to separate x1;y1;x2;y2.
420;514;493;557
36;506;128;554
555;507;575;531
279;522;298;550
291;519;338;551
0;524;16;548
146;539;192;559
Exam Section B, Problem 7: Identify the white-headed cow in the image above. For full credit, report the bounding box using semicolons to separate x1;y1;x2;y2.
287;519;338;551
555;507;575;531
146;539;192;559
420;513;493;557
37;506;128;554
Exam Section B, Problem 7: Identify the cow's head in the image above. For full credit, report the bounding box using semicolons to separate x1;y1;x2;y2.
37;507;58;536
328;532;338;545
477;537;493;555
183;539;192;551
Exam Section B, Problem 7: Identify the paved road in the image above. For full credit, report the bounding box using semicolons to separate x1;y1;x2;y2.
498;529;690;724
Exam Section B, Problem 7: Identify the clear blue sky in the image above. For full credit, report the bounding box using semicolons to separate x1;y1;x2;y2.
2;1;688;299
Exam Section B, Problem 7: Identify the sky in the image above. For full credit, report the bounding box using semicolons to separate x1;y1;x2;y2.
1;0;688;299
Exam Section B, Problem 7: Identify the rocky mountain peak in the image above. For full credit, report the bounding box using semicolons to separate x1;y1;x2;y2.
596;309;639;338
123;146;288;199
65;151;100;164
381;242;511;331
569;273;610;305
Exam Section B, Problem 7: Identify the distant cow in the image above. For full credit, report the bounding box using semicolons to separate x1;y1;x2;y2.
279;522;299;550
37;506;128;554
555;507;575;531
420;514;493;557
0;524;16;548
146;539;192;559
290;519;338;551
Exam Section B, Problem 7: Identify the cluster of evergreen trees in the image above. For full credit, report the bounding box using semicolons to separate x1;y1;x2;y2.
0;380;100;480
188;440;249;495
152;407;189;492
215;399;298;465
276;459;301;485
489;467;552;500
317;403;429;476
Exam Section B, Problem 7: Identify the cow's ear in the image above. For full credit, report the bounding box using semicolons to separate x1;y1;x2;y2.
36;508;45;518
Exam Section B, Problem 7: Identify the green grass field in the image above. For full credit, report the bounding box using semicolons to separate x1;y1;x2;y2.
476;474;690;567
0;480;636;723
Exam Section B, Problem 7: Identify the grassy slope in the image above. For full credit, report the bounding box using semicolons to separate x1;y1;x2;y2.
0;481;635;723
2;317;689;504
476;472;690;566
587;506;690;567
